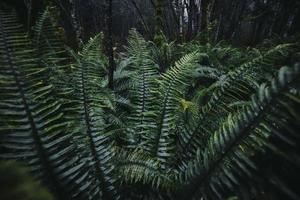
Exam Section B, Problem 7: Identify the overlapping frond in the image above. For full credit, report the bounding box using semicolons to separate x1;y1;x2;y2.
149;33;177;72
0;8;90;199
117;150;175;190
0;5;299;200
33;7;70;90
67;38;120;199
125;30;159;149
177;44;295;163
180;65;300;199
151;52;201;167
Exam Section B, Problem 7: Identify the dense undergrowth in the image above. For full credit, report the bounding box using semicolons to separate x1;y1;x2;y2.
0;5;300;200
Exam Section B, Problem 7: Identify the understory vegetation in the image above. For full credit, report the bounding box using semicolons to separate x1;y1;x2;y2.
0;3;300;200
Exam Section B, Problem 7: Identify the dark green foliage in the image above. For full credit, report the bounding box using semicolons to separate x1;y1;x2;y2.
1;6;300;200
0;8;88;199
0;161;53;200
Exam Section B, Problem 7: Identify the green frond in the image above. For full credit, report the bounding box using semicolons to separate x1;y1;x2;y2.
149;35;177;71
117;150;175;190
194;66;225;80
125;30;159;149
81;33;107;67
181;64;300;199
177;44;295;162
0;9;90;199
67;45;120;199
33;7;70;87
1;4;299;199
113;58;134;96
152;52;201;167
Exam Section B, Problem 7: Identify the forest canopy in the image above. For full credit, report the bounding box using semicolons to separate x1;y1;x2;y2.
0;0;300;200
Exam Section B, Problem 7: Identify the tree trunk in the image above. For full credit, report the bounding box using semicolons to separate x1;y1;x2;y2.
104;0;115;90
289;7;300;35
179;0;184;42
168;0;180;39
154;0;164;46
69;0;83;46
26;0;45;30
200;0;210;44
129;0;151;36
186;0;197;40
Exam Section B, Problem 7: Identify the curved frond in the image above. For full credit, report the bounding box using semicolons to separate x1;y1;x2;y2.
0;8;90;199
67;43;120;199
117;150;175;190
152;52;201;167
125;30;159;149
181;65;300;199
178;44;295;162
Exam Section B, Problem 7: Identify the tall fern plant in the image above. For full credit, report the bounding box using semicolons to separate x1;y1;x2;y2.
1;5;300;200
116;30;300;200
0;8;88;199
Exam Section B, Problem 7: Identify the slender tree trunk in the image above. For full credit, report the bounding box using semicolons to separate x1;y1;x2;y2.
200;0;210;44
186;0;192;40
179;0;184;42
230;0;247;40
273;1;290;36
289;7;300;35
186;0;197;40
168;0;180;39
104;0;115;90
129;0;151;36
214;13;222;42
24;0;44;31
154;0;164;46
69;0;83;46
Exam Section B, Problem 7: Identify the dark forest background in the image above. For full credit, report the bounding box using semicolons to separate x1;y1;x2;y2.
3;0;300;49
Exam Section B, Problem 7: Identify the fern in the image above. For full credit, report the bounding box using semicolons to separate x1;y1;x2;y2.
125;30;159;149
0;8;89;199
117;150;175;190
66;35;120;200
152;52;200;167
177;44;296;164
33;7;70;89
180;65;300;199
1;5;299;200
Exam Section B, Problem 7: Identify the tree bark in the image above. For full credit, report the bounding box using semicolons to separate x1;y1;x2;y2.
168;0;180;39
186;0;197;40
129;0;151;36
154;0;164;46
104;0;115;90
200;0;210;44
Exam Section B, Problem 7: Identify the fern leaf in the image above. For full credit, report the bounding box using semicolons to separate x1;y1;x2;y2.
153;52;201;167
0;8;90;199
67;37;120;199
125;30;159;149
181;64;300;199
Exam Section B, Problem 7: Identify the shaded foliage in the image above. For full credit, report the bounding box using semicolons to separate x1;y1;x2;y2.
0;3;300;200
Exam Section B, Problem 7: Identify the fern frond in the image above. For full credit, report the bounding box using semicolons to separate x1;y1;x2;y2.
117;150;175;190
181;64;300;199
0;9;90;199
33;7;70;88
178;44;295;162
149;34;177;71
67;39;120;199
151;52;201;167
125;30;159;149
195;66;225;80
